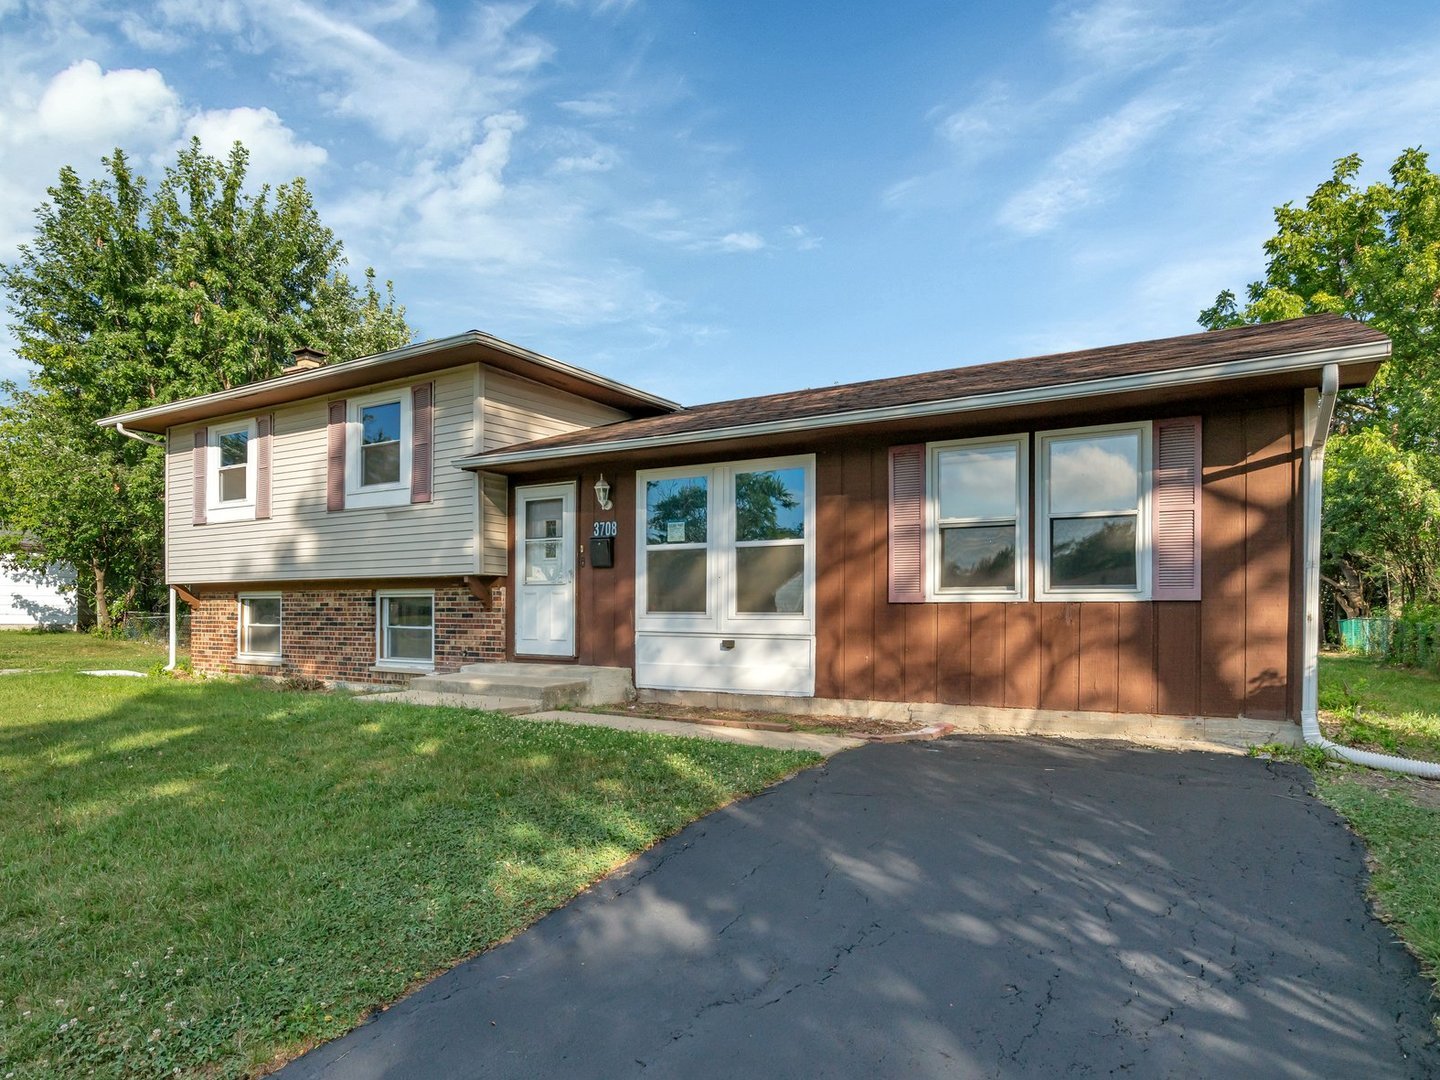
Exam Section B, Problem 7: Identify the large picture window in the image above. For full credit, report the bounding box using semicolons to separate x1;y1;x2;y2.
928;436;1026;599
377;591;434;668
237;594;281;661
637;456;814;631
1037;423;1151;600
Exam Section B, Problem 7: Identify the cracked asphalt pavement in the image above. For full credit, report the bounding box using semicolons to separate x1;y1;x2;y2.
278;737;1440;1078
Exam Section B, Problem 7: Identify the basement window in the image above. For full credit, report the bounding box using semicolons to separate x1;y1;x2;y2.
237;594;282;663
377;590;434;669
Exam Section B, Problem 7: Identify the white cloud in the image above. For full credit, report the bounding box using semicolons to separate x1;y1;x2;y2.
0;60;186;253
783;224;820;250
556;93;621;120
153;0;552;152
1052;0;1217;71
32;59;180;144
714;231;764;253
997;94;1181;234
182;107;327;182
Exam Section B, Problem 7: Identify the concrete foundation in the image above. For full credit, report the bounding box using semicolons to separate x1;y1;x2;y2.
638;689;1302;752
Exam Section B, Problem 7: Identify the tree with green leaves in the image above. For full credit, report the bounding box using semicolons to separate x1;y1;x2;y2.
1200;148;1440;619
0;139;413;629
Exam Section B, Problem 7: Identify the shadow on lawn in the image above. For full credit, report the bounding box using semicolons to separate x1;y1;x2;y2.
3;677;815;1078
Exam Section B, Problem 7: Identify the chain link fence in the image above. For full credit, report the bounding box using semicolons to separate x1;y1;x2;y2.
117;610;192;646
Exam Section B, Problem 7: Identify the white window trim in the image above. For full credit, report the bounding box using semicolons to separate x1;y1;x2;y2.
207;419;258;523
236;592;282;664
375;588;435;671
1035;420;1153;602
635;455;816;636
346;389;413;510
926;434;1029;602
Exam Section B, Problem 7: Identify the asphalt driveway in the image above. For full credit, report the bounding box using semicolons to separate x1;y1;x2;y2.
280;737;1440;1078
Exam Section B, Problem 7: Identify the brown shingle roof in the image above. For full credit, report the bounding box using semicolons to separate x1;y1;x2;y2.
462;314;1388;465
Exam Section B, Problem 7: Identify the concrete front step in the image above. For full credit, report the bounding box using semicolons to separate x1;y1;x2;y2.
406;662;633;709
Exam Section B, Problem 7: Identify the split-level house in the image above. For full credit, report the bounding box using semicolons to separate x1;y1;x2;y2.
100;314;1389;743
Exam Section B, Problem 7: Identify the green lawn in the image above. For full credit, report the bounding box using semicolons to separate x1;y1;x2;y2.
1312;653;1440;996
0;630;168;674
0;631;821;1078
1319;652;1440;761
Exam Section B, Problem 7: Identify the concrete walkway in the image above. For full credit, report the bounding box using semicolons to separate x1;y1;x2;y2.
525;709;864;754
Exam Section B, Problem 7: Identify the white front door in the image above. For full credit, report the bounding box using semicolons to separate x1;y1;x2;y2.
515;483;576;657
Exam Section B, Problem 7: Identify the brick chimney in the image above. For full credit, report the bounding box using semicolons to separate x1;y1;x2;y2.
284;346;328;374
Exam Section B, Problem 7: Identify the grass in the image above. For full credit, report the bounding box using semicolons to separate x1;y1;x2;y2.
0;631;821;1078
1319;652;1440;761
1299;653;1440;999
0;630;168;674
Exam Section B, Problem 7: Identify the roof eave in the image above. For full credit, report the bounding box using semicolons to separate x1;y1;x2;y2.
456;338;1390;471
96;331;683;434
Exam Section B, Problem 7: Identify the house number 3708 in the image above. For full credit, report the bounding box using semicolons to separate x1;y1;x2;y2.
591;521;618;539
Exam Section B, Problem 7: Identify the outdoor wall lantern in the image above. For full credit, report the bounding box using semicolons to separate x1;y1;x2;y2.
594;474;613;511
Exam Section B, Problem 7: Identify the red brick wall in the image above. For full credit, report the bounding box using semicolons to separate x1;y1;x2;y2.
189;582;507;684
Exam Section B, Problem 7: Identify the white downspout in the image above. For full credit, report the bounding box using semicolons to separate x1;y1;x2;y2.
1301;363;1440;778
166;587;177;672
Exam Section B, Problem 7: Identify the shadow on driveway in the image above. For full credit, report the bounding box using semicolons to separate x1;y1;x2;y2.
279;737;1440;1078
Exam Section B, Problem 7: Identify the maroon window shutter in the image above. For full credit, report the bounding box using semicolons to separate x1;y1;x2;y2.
1152;416;1203;600
888;444;926;603
327;400;347;512
255;414;273;520
192;427;208;526
411;382;434;504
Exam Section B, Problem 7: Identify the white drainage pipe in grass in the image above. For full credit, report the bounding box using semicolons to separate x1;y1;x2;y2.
1300;363;1440;780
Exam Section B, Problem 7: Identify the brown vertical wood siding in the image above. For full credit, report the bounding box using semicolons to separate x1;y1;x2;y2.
566;395;1303;722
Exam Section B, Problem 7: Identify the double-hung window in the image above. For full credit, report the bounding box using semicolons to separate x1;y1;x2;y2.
1036;422;1151;600
643;474;710;615
237;594;282;662
733;466;807;614
928;436;1027;599
377;590;434;669
346;390;412;509
207;420;257;522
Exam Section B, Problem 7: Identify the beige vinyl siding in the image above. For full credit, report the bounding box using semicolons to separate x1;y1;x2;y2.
167;366;479;583
482;368;628;450
479;473;509;576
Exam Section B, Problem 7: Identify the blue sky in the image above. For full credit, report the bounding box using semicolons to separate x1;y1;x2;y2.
2;0;1438;405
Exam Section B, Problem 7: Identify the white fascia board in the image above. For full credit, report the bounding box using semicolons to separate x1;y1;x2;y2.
456;339;1390;471
97;331;681;430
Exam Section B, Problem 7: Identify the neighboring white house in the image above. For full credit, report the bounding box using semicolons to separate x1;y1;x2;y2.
0;562;76;628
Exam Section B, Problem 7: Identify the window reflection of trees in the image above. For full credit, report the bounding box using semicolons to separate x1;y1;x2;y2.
1051;517;1137;587
736;469;804;540
646;479;708;544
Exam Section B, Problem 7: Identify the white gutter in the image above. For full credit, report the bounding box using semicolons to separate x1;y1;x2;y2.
1300;363;1440;778
114;422;165;447
458;339;1389;470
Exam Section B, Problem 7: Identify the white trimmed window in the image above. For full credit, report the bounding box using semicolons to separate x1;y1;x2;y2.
237;594;282;662
207;419;257;522
1036;422;1152;601
637;456;815;633
927;435;1028;600
377;590;434;669
346;390;413;509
